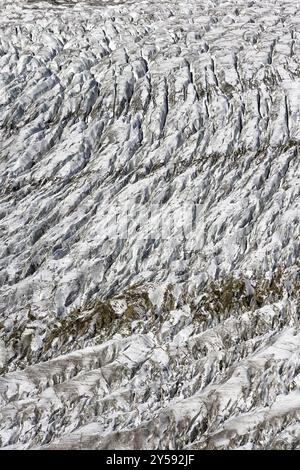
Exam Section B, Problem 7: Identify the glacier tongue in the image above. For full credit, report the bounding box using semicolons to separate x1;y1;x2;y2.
1;0;300;449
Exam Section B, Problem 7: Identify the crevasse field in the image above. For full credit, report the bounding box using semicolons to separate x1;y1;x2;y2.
1;0;300;449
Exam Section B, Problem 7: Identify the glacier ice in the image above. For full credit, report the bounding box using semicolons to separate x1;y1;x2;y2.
1;0;300;449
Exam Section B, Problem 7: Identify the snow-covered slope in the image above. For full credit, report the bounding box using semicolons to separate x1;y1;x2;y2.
1;0;300;449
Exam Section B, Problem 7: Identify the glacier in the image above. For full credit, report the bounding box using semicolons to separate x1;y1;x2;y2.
1;0;300;449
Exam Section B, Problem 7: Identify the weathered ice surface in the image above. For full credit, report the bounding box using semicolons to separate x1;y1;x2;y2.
1;0;300;449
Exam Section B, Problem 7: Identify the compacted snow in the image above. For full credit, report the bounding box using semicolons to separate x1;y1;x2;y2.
1;0;300;449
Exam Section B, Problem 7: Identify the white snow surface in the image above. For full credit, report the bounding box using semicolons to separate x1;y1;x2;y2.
1;0;300;449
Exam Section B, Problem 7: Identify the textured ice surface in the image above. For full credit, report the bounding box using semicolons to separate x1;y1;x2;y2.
1;0;300;449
